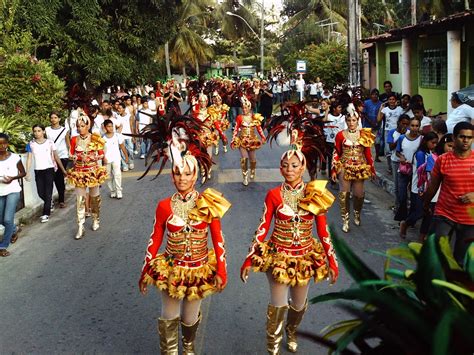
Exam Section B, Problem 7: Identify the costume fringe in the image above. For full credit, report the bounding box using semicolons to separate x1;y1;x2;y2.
67;166;108;188
250;240;328;286
232;136;262;150
143;250;219;301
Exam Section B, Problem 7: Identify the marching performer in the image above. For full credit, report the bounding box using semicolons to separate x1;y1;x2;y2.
240;104;338;354
192;93;228;183
208;91;230;155
331;103;375;233
138;113;231;355
67;114;108;239
230;96;266;186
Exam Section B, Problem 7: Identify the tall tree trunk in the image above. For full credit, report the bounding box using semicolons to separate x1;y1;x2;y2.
195;59;200;77
165;42;171;78
182;65;186;78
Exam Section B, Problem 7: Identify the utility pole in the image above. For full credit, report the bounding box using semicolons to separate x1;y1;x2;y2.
347;0;361;87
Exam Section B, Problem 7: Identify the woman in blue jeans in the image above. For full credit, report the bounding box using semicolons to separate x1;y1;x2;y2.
394;117;422;221
0;133;26;256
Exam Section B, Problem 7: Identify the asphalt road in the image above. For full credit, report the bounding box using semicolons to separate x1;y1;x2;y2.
0;129;405;354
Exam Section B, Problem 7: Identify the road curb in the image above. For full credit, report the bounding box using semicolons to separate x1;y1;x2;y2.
373;171;396;196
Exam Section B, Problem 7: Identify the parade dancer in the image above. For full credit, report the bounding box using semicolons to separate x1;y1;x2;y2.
192;93;228;183
240;105;337;354
231;96;266;186
138;113;231;355
67;114;108;239
331;104;375;233
208;91;230;156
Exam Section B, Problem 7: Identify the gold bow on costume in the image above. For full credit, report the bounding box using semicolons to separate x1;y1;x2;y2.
89;133;106;150
188;188;231;223
299;180;335;215
358;128;375;148
252;113;264;124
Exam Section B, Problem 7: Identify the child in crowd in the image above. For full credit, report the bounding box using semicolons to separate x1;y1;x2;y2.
378;93;403;174
387;114;410;212
394;117;422;221
25;124;67;223
412;104;432;134
399;132;439;238
103;119;128;199
418;134;453;241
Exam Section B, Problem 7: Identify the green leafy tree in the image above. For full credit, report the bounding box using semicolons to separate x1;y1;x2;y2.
282;42;348;88
15;0;178;87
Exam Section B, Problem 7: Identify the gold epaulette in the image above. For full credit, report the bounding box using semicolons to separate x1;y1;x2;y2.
358;128;375;147
299;180;335;215
253;113;264;124
188;188;232;223
89;133;106;150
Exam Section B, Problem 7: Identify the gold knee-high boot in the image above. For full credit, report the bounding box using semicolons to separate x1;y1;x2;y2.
241;158;249;186
181;313;201;355
353;195;364;226
338;192;350;233
285;301;308;353
158;317;179;355
75;195;86;239
267;304;288;355
90;195;101;231
250;160;257;180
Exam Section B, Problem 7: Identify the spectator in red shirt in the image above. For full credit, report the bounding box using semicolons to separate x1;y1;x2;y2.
424;121;474;263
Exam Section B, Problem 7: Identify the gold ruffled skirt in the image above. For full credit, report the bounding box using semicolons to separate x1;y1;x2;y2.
250;240;329;287
220;119;230;132
233;136;262;151
199;131;219;148
67;166;108;188
142;250;219;301
341;163;372;181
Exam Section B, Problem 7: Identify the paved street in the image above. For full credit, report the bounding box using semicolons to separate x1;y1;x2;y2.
0;134;403;354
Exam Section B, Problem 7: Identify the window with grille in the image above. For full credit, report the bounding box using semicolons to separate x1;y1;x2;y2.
420;49;447;88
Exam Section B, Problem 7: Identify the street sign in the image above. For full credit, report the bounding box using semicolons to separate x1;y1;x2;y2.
296;60;306;74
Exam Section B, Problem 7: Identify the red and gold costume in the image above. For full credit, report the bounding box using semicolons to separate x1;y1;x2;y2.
242;180;338;286
332;128;375;181
140;188;230;301
192;103;227;149
231;112;265;150
67;133;107;187
208;103;230;132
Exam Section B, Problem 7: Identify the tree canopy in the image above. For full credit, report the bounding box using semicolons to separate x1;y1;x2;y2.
14;0;179;87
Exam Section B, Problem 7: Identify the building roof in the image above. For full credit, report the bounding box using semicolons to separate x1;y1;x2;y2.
362;10;474;43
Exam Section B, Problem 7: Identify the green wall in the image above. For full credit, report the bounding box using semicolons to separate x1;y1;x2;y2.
384;42;403;93
418;87;447;115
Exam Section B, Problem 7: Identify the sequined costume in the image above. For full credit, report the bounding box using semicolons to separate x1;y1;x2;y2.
242;180;338;287
208;103;230;132
231;113;266;150
332;128;375;181
140;188;230;301
192;106;227;149
67;133;108;187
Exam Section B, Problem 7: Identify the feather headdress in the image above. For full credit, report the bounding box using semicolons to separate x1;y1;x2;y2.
132;110;212;182
266;101;326;178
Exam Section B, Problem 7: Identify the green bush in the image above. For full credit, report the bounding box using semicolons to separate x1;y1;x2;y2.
0;53;65;151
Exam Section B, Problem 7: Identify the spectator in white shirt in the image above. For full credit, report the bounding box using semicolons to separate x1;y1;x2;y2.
103;119;128;199
117;103;135;171
137;100;154;158
377;93;404;174
46;112;70;208
447;93;474;133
